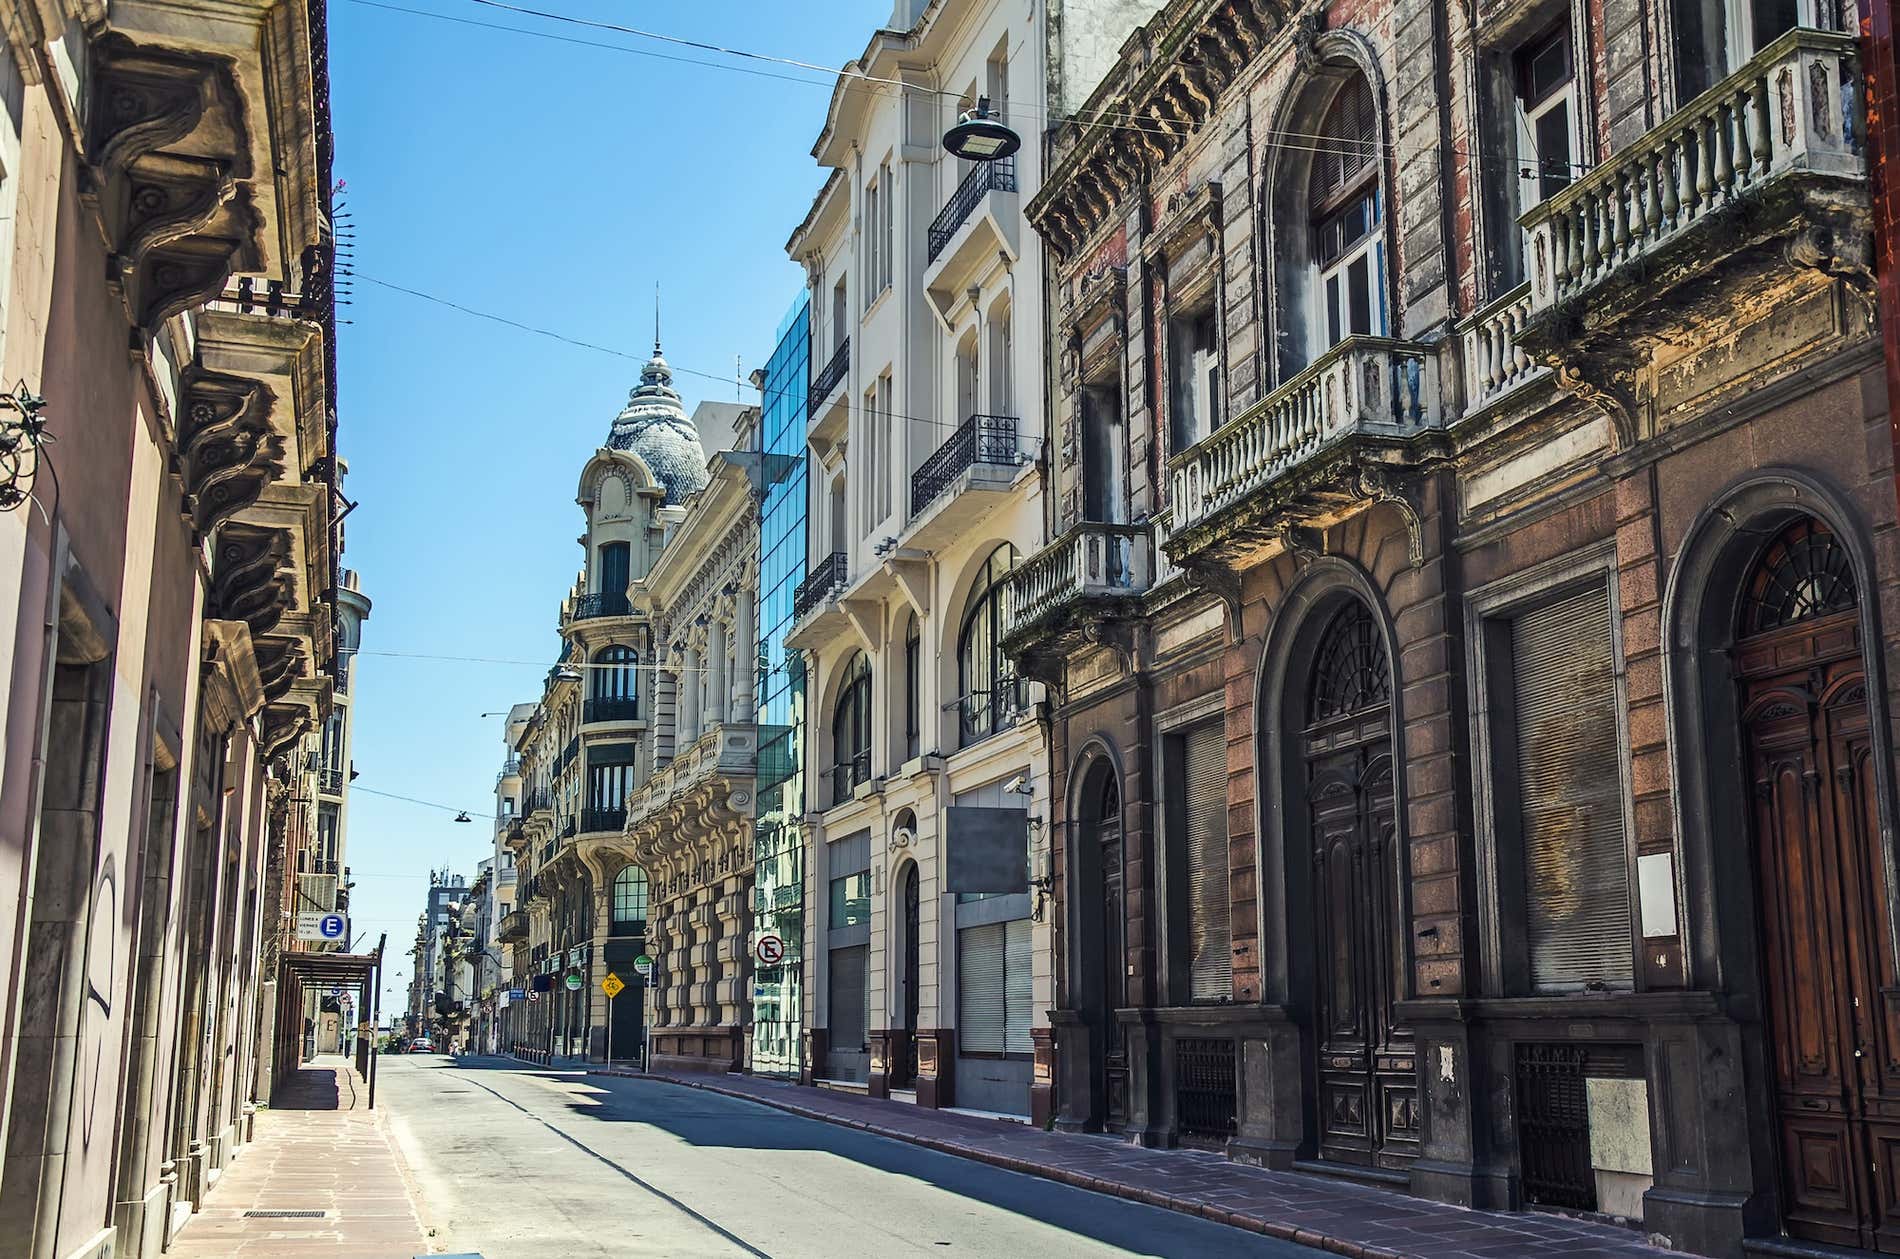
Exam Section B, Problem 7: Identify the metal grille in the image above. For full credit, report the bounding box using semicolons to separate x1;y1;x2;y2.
793;551;848;622
927;156;1017;261
570;591;631;620
1515;1043;1596;1210
243;1209;327;1219
1742;517;1857;633
809;337;850;414
911;414;1019;516
1175;1037;1238;1140
1308;602;1390;723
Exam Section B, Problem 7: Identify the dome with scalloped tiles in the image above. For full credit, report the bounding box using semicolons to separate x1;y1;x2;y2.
606;342;706;505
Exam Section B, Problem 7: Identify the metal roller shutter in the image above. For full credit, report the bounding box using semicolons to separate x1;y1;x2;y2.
828;945;867;1051
959;923;1007;1054
1005;917;1033;1055
1184;721;1232;1002
1512;584;1633;992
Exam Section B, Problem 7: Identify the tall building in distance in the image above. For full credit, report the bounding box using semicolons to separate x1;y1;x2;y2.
749;297;811;1078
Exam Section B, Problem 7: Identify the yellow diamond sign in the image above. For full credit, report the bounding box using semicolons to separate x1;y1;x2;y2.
602;973;625;999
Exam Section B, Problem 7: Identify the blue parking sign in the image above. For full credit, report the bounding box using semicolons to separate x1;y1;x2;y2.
319;913;346;941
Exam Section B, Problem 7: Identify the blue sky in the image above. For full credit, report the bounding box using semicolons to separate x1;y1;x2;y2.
330;0;890;1011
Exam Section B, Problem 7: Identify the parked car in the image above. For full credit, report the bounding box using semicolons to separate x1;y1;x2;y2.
407;1037;435;1054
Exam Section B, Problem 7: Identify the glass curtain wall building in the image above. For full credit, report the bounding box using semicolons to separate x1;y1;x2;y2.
750;296;810;1077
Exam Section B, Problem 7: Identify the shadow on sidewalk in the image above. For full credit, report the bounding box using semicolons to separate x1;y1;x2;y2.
269;1061;365;1111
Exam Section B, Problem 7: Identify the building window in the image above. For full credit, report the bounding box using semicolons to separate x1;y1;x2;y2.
611;865;647;933
957;545;1023;748
1516;24;1578;213
958;917;1032;1056
597;541;630;596
832;651;873;805
1673;0;1811;102
588;644;638;722
1167;304;1221;454
904;614;922;761
829;870;870;927
864;161;894;304
1309;73;1385;351
1484;580;1634;994
1081;374;1129;524
1168;720;1230;1003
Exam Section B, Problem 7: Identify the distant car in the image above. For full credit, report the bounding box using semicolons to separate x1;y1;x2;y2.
407;1037;435;1054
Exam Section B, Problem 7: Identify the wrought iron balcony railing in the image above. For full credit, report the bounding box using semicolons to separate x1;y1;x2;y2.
792;551;848;623
809;337;849;416
1001;522;1153;645
928;156;1017;262
570;591;631;621
581;807;626;834
956;678;1027;748
830;751;872;807
583;696;640;725
911;414;1019;516
318;767;345;795
561;817;577;839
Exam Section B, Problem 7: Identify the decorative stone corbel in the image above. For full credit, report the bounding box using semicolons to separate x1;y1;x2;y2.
1551;357;1640;452
209;523;295;640
177;371;281;537
1786;222;1876;296
1349;465;1426;569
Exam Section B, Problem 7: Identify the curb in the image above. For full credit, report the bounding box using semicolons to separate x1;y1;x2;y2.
589;1067;1408;1259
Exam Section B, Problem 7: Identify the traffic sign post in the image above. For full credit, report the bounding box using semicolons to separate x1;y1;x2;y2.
601;972;624;1065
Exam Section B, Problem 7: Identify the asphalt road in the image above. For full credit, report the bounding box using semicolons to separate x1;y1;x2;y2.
377;1054;1327;1259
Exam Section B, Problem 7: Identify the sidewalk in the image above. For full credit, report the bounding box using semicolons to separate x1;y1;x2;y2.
169;1057;430;1259
593;1065;1687;1259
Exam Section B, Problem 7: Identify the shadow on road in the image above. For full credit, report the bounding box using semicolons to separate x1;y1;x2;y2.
414;1054;1316;1259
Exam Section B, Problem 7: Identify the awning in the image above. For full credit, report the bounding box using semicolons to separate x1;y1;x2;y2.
279;949;382;987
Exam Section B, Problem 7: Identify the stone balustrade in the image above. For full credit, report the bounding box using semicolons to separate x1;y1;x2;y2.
1001;522;1152;644
1459;283;1545;413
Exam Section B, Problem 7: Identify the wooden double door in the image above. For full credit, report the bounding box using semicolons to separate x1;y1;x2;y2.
1742;608;1900;1251
1305;713;1418;1168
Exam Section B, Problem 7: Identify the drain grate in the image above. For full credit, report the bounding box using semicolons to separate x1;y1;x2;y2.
243;1209;327;1219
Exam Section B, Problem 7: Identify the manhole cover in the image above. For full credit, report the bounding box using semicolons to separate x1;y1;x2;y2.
243;1209;327;1219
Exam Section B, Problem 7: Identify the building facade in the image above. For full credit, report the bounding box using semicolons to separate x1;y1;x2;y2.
0;0;343;1254
751;297;813;1078
627;401;761;1073
782;0;1134;1119
1004;2;1900;1256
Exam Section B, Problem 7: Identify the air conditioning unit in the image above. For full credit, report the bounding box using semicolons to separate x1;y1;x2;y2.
299;873;339;914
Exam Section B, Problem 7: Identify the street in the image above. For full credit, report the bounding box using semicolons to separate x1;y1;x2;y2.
377;1055;1327;1259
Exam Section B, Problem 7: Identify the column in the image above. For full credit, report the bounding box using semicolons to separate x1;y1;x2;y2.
704;614;727;732
588;885;612;1061
680;644;702;748
732;593;756;723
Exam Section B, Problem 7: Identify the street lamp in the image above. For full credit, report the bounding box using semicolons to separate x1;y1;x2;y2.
943;95;1020;162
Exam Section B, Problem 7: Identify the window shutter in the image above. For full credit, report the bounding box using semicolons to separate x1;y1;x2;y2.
958;923;1007;1054
1004;917;1033;1055
1513;584;1633;993
1183;721;1232;1003
828;944;868;1050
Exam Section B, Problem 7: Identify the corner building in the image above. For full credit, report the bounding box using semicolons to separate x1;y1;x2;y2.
1007;1;1900;1255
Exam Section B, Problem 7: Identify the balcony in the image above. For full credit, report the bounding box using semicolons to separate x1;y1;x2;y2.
524;789;551;817
1001;522;1153;659
498;910;528;943
955;677;1028;749
829;752;872;808
809;337;849;419
792;551;847;624
582;696;640;726
906;414;1023;542
580;807;626;835
561;817;577;840
1165;336;1439;568
318;767;345;796
495;757;520;783
569;591;631;621
1458;283;1548;416
928;156;1016;262
1519;29;1864;392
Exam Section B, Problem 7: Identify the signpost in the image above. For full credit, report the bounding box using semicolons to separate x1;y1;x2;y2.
602;972;624;1065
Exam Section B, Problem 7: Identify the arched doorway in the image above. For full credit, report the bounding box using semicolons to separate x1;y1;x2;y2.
1734;517;1891;1250
897;860;920;1088
1301;599;1409;1169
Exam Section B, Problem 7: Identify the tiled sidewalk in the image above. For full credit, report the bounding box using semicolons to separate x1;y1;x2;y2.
593;1065;1689;1259
169;1058;430;1259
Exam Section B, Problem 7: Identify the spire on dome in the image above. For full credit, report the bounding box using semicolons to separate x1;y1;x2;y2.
604;288;705;506
654;282;662;357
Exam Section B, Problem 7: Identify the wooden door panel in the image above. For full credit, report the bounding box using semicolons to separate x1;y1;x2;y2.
1755;745;1849;1097
1782;1114;1865;1244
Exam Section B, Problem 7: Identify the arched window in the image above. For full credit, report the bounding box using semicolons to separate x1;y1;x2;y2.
1307;601;1391;725
587;645;638;722
958;544;1022;747
832;651;873;805
1309;72;1384;352
1740;517;1857;634
611;865;648;934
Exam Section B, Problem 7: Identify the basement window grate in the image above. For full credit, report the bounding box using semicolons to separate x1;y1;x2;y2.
242;1209;327;1219
1515;1042;1596;1211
